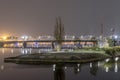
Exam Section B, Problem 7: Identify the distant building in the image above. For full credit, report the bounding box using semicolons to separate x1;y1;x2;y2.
97;36;109;48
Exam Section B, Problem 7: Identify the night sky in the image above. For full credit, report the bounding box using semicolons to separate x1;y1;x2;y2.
0;0;120;37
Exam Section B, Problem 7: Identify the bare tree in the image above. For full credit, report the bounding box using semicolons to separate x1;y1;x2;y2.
54;17;65;51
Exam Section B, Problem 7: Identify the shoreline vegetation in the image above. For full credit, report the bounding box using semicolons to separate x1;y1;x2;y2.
4;53;109;64
4;46;120;65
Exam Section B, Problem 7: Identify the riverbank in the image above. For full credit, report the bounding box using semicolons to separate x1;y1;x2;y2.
4;51;110;64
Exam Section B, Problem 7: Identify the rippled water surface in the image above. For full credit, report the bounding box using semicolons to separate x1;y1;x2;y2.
0;48;120;80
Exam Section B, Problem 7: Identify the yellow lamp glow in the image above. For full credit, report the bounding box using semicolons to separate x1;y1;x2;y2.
3;36;7;40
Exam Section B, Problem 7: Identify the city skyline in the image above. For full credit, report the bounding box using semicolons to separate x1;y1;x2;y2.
0;0;120;37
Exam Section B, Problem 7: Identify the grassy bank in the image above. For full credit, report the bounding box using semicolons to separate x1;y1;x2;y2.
4;52;110;64
6;46;120;64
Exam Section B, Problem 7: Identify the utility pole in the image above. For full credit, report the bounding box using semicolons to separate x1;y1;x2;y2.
100;23;103;38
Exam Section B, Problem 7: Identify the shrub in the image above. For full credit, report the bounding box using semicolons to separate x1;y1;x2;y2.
104;46;120;57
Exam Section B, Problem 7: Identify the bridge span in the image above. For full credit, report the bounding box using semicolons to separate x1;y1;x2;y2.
0;40;97;49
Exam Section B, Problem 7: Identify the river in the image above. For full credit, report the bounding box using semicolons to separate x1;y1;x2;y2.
0;48;120;80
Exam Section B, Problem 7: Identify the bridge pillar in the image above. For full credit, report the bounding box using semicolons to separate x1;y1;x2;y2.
23;42;27;48
52;41;55;49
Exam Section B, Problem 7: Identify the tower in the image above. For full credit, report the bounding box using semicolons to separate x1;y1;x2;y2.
100;23;103;38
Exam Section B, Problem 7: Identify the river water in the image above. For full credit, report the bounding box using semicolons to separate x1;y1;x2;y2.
0;48;120;80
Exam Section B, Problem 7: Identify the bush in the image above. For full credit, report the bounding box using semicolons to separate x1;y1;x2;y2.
104;46;120;57
104;47;115;56
114;46;120;52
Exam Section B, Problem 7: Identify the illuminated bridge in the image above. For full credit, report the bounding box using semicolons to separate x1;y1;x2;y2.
0;39;97;49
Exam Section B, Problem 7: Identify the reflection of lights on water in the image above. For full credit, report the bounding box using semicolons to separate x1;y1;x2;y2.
11;49;13;54
77;64;80;67
21;48;33;54
1;65;4;70
90;63;92;68
77;68;80;72
25;49;28;53
2;48;4;54
21;49;24;54
105;58;110;62
53;64;56;71
21;49;28;54
39;49;41;53
64;66;67;69
20;48;22;51
115;62;118;72
115;57;119;62
98;62;100;67
77;64;80;72
105;67;109;72
29;48;32;53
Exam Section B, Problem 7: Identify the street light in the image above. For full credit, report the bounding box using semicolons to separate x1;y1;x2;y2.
114;35;118;39
113;35;118;46
3;36;7;40
21;35;28;41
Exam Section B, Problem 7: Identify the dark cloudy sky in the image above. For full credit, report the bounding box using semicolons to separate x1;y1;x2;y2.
0;0;120;37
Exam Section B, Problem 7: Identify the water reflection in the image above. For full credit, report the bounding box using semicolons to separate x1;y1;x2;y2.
74;64;81;74
20;48;28;54
115;62;118;72
2;48;4;54
0;48;25;54
20;48;32;54
1;65;4;70
1;48;120;80
53;64;56;71
39;49;41;53
103;58;120;73
105;66;109;72
52;60;120;80
0;48;52;55
54;64;65;80
89;62;98;76
97;61;100;67
11;49;14;54
90;62;92;68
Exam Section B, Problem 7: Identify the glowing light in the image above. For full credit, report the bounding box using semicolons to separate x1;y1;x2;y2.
64;66;67;69
98;62;100;67
115;62;118;72
2;48;4;54
77;64;80;67
11;49;14;54
1;65;4;70
21;35;28;40
105;58;110;62
105;66;109;72
53;64;56;71
90;63;92;68
114;35;118;39
115;57;119;61
77;68;80;72
3;36;7;40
